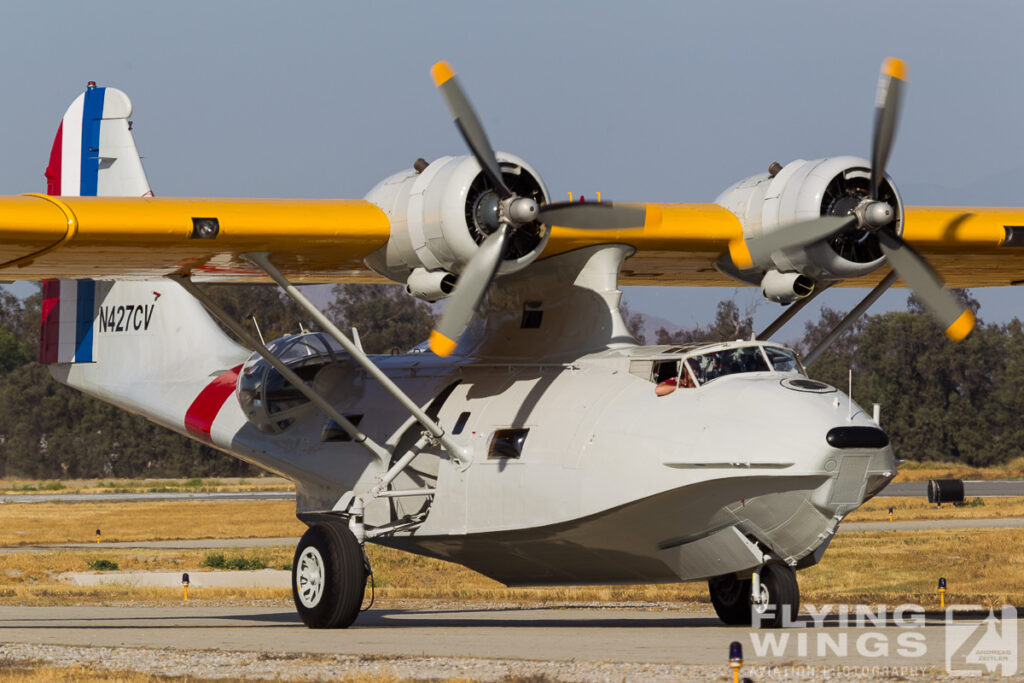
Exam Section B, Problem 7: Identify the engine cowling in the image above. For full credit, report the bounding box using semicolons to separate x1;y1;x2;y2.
363;153;550;293
715;156;903;284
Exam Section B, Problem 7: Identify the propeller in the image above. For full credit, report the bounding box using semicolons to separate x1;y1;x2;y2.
733;58;975;341
428;61;647;356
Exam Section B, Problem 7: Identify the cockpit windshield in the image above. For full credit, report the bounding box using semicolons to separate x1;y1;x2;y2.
686;346;769;384
681;343;805;386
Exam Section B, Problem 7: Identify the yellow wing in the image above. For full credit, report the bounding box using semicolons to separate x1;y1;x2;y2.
1;194;1022;288
0;195;391;283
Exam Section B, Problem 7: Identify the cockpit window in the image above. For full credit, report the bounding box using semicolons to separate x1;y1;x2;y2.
687;346;770;385
763;346;803;374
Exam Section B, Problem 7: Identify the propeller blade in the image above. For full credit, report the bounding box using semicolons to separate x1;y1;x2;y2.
871;57;906;200
729;215;857;270
431;61;511;199
876;228;975;341
429;225;510;357
538;202;648;230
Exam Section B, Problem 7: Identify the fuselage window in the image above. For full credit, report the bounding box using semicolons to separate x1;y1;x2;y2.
453;411;471;435
488;428;529;459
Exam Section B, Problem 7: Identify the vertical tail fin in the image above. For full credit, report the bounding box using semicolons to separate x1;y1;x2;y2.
44;82;152;198
41;83;153;363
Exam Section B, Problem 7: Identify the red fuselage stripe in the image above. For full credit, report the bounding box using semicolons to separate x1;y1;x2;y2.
184;365;242;438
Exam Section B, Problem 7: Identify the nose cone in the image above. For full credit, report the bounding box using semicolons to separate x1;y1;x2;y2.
691;376;892;470
690;376;896;563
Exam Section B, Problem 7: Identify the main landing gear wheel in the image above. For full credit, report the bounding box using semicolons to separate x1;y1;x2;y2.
292;523;367;629
709;563;800;629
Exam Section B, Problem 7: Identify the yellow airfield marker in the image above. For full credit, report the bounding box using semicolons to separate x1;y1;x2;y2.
182;572;190;602
729;641;742;683
938;577;947;609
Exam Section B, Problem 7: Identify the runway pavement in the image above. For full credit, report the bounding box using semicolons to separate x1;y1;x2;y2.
0;604;1005;671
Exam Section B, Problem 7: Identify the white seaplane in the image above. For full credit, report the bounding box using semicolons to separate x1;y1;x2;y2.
2;58;1020;629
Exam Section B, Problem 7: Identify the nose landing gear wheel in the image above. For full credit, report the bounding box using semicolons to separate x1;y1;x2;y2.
292;523;367;629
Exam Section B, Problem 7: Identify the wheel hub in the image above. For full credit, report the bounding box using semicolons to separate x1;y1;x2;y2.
752;581;771;615
296;546;326;608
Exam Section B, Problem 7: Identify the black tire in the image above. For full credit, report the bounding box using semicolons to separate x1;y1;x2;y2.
752;563;799;629
708;573;753;626
292;523;367;629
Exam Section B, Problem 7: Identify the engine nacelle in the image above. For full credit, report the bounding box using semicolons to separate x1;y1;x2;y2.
363;153;550;291
715;156;903;284
761;270;814;303
405;267;456;302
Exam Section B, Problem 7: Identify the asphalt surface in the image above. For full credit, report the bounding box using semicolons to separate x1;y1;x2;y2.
0;605;1000;670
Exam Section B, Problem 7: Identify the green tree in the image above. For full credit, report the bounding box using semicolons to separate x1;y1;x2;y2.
655;299;754;344
620;300;646;344
328;284;435;353
795;307;865;390
0;284;261;478
198;284;312;345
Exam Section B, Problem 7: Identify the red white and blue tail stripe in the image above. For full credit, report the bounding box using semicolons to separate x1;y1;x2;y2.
40;82;152;364
44;82;152;198
40;279;96;363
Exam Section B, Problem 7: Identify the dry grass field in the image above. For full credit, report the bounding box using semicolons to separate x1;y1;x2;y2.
846;495;1024;522
0;489;1022;609
1;529;1021;608
2;494;1021;548
0;500;305;546
892;457;1024;482
0;477;293;496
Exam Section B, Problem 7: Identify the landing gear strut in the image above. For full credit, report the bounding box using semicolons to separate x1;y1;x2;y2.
292;522;367;628
708;563;799;628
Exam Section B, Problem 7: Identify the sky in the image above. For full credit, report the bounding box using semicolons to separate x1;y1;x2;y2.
2;1;1024;342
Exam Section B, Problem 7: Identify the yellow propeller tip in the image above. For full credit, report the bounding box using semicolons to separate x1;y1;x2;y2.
945;308;975;342
882;57;907;81
430;61;456;86
429;329;457;356
728;238;754;270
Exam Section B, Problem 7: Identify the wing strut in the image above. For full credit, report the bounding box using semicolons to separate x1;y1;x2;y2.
802;271;898;367
242;251;472;470
174;275;392;469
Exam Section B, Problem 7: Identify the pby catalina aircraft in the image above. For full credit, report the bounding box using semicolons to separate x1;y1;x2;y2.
1;58;1022;630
